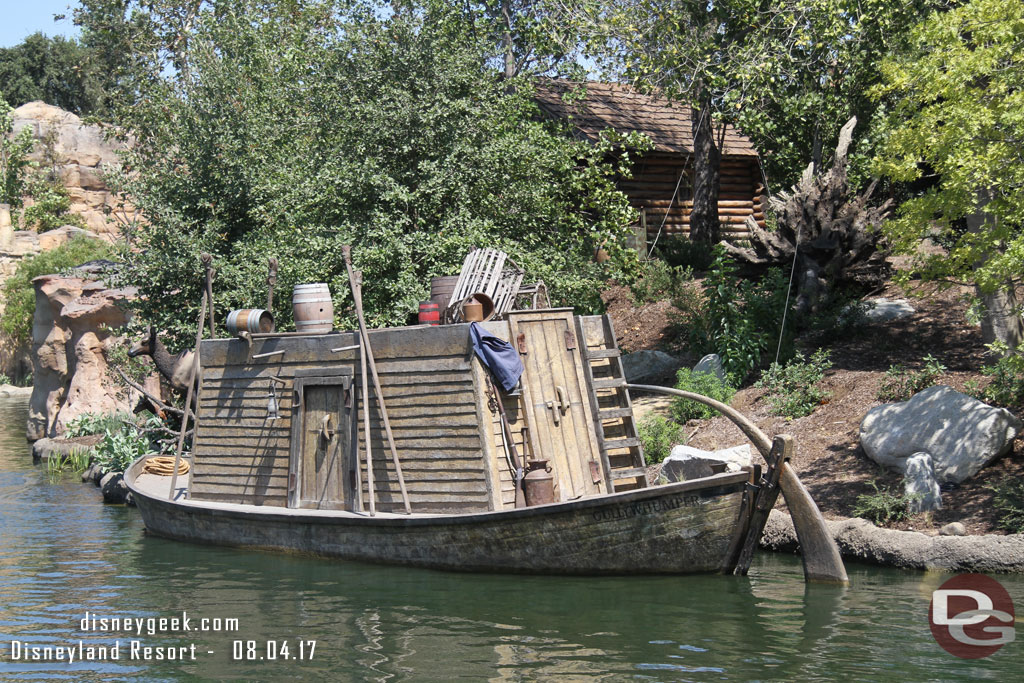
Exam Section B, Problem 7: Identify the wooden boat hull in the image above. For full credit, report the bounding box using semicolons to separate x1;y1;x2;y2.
126;461;750;575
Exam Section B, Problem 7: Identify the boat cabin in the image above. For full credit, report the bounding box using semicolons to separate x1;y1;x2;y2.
189;310;647;513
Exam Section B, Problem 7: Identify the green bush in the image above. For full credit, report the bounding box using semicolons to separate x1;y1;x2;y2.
0;235;114;351
673;246;791;384
755;349;833;419
671;368;736;422
968;347;1024;409
630;259;693;304
637;414;686;465
655;237;716;271
95;426;152;474
988;478;1024;534
22;178;87;232
876;354;945;402
65;411;133;438
852;481;916;525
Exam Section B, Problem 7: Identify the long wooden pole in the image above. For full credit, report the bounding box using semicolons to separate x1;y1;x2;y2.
169;291;207;501
357;271;374;516
625;383;848;585
342;246;411;514
201;253;215;339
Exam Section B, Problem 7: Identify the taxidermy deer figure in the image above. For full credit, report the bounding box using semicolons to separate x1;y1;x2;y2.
128;326;195;394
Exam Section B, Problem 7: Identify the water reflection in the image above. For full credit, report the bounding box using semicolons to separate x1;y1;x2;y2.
1;395;1022;681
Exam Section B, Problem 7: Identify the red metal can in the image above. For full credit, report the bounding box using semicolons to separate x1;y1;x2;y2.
418;301;440;326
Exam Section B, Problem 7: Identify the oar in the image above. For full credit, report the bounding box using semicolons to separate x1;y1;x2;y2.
357;279;374;517
488;378;527;508
342;245;411;514
169;290;207;501
626;383;848;585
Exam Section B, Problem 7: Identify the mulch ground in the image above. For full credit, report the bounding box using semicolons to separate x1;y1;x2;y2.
605;272;1024;535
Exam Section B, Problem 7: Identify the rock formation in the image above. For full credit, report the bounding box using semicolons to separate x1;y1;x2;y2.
10;101;136;236
859;385;1022;483
27;268;139;440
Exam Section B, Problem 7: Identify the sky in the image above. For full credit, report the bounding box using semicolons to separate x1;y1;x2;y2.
0;0;81;49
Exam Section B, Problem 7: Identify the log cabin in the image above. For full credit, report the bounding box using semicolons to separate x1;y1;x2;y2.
533;80;766;245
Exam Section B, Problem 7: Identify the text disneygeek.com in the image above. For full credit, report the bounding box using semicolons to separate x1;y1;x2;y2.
3;612;317;663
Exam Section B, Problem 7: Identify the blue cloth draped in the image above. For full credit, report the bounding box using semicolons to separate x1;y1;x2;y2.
469;322;523;392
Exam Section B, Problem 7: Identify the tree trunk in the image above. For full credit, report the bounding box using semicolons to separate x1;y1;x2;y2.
689;93;720;243
978;284;1024;351
501;0;515;79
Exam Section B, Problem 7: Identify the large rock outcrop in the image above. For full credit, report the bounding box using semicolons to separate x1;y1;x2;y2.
860;385;1022;483
10;101;136;235
27;268;139;440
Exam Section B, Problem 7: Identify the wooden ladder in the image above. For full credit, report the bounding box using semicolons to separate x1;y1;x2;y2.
575;315;648;491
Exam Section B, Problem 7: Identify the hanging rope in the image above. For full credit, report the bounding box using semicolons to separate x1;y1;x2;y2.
770;166;799;367
646;105;708;259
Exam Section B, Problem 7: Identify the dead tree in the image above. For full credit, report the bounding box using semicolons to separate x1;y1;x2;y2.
721;117;892;314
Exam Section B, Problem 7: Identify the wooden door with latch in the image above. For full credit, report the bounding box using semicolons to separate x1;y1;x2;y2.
506;309;605;501
288;372;355;510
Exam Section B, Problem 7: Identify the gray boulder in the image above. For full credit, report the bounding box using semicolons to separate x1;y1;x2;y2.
903;452;942;513
693;354;726;382
939;522;967;537
100;472;129;503
621;350;681;384
662;444;752;482
864;297;915;322
860;385;1021;483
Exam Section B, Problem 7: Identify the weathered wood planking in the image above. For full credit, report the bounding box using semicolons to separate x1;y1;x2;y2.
193;325;493;511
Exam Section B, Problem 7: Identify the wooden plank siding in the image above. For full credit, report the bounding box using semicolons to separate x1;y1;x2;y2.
191;326;496;513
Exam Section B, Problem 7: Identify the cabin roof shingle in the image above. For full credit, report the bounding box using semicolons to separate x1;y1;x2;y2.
534;80;758;158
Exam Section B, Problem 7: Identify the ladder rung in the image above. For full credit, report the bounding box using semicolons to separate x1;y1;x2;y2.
587;349;621;359
612;467;647;480
592;378;626;390
598;407;633;419
604;437;641;450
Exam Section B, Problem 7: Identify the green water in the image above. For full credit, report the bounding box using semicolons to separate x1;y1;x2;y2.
0;395;1021;681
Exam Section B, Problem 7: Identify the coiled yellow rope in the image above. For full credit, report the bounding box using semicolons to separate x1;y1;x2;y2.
143;456;190;476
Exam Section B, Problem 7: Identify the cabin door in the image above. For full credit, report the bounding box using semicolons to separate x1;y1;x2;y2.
288;373;355;510
506;309;605;501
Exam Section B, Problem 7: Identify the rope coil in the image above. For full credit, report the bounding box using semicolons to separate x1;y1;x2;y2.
143;456;190;476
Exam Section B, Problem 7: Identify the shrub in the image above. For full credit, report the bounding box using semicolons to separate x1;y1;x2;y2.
671;368;736;422
970;347;1024;409
637;414;686;465
630;259;693;304
95;426;152;474
852;481;917;525
876;354;945;402
755;349;833;419
655;237;716;271
46;447;92;478
673;246;791;383
22;178;87;232
987;478;1024;534
0;235;114;351
65;411;133;438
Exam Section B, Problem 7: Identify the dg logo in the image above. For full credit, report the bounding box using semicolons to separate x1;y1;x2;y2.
930;574;1016;659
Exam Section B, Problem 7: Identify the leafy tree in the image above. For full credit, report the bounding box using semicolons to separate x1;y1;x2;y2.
0;33;102;115
90;1;637;347
873;0;1024;349
0;97;34;207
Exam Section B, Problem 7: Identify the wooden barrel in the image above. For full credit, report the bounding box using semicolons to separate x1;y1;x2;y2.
292;283;334;334
429;275;460;312
225;309;274;335
418;301;440;326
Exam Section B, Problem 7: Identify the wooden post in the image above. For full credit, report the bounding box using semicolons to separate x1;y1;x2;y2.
342;245;411;515
358;277;374;517
201;253;216;339
266;257;278;312
169;291;207;500
732;435;790;575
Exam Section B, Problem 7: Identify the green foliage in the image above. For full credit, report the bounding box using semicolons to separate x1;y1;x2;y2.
90;2;637;346
873;0;1024;307
1;97;34;206
22;178;86;232
0;33;102;115
988;478;1024;534
654;237;715;271
65;411;133;438
755;349;832;419
0;235;114;350
852;480;915;525
967;347;1024;409
94;424;152;474
876;354;945;403
630;259;692;304
637;414;686;465
674;247;791;383
671;368;735;422
0;373;9;385
46;447;92;477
